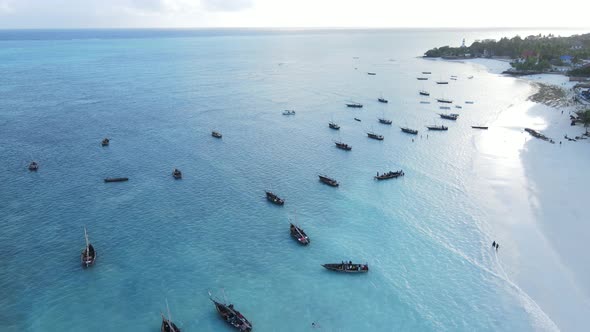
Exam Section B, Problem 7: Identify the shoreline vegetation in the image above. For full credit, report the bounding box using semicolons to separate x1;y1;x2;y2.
424;33;590;78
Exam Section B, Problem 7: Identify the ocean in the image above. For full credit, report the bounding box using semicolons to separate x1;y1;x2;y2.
0;28;583;331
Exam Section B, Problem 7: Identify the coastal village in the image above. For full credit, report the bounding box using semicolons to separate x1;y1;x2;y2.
425;34;590;144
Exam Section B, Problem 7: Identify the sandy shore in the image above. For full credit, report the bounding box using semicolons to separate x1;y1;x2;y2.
466;59;590;331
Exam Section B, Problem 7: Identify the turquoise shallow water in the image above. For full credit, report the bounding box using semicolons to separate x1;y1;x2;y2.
0;29;580;331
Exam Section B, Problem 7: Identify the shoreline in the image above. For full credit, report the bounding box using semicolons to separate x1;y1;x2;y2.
464;58;590;331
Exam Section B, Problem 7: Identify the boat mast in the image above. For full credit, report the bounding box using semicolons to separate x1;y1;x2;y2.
84;226;89;255
165;298;177;332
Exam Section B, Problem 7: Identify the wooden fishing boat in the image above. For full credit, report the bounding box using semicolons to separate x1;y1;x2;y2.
335;141;352;150
439;113;459;120
318;175;339;187
81;227;96;268
161;299;180;332
417;77;428;80
436;81;448;84
101;138;110;146
439;106;451;110
401;127;418;135
265;191;284;205
367;132;384;140
436;98;453;103
210;294;252;332
104;177;128;183
354;117;361;122
471;126;489;130
374;170;404;180
419;90;430;96
426;125;448;131
367;72;376;75
212;131;222;138
378;118;392;125
290;223;310;245
322;262;369;273
346;102;363;108
172;169;182;179
378;97;388;103
28;161;39;171
161;315;181;332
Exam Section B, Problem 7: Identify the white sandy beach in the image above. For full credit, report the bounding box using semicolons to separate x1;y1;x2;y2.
466;59;590;331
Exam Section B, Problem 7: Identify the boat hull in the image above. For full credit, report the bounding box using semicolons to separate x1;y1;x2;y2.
104;177;128;183
322;263;369;273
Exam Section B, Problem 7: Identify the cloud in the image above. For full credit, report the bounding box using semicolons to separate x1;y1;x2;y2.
200;0;253;12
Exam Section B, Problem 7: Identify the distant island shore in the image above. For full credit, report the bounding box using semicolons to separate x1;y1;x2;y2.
424;33;590;80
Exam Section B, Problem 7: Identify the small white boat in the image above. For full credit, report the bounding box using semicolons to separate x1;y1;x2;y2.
282;110;296;115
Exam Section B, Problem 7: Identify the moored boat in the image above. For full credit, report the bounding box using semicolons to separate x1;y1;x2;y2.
367;72;376;75
329;121;340;130
354;117;361;122
212;131;222;138
101;138;110;146
28;161;39;171
318;174;339;187
401;127;418;135
375;170;404;180
335;141;352;150
290;223;310;245
417;77;428;80
322;261;369;273
419;90;430;96
346;102;363;108
378;97;388;103
471;126;489;130
161;315;181;332
439;106;451;110
367;132;384;140
104;177;128;183
282;110;296;115
465;101;475;104
426;125;448;131
436;81;449;84
436;98;453;103
161;300;181;332
422;71;432;74
81;227;96;268
209;294;252;332
378;118;392;125
439;113;459;120
265;191;284;205
172;169;182;179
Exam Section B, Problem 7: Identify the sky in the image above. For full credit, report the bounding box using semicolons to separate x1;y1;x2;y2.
0;0;589;29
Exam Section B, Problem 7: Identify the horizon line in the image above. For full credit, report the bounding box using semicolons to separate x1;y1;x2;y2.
0;26;589;31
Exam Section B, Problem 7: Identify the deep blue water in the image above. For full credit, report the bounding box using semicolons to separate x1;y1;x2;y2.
0;28;580;331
